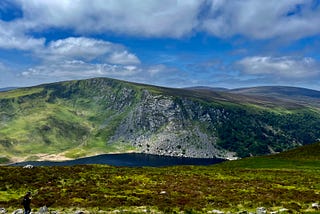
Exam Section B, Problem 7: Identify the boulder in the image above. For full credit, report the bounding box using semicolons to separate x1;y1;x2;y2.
312;203;319;209
12;209;23;214
39;205;48;214
279;208;289;213
211;210;224;214
256;207;267;214
237;211;248;214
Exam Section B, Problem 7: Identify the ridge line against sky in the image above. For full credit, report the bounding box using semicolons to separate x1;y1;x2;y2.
0;0;320;90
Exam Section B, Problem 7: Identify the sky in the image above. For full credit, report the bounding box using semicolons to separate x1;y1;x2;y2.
0;0;320;90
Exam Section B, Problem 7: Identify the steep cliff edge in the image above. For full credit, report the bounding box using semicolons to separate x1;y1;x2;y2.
0;78;319;162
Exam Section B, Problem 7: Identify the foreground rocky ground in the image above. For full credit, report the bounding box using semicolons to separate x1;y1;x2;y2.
1;204;320;214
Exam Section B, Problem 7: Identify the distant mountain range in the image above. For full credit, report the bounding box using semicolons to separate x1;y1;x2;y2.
0;87;18;92
0;78;319;163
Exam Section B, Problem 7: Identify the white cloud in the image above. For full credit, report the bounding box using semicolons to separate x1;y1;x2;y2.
15;0;204;38
13;36;142;86
21;60;139;80
107;51;140;65
46;37;113;60
0;0;319;42
19;58;179;88
2;0;320;89
237;56;320;79
0;20;45;50
38;37;140;65
202;0;320;39
7;0;319;40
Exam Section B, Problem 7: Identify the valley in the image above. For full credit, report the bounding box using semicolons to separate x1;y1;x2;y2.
0;78;320;164
0;78;319;213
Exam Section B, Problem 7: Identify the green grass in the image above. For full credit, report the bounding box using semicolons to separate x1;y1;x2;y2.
221;142;320;170
1;77;320;160
0;87;43;99
1;144;320;213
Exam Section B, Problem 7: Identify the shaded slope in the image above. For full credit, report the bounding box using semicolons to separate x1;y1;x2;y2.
1;78;320;162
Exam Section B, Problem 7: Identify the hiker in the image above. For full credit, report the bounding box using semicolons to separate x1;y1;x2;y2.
22;192;31;214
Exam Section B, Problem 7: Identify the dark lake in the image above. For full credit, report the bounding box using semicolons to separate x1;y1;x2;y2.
10;153;225;167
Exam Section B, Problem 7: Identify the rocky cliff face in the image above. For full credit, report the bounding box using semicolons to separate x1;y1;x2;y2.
1;78;320;162
110;90;234;159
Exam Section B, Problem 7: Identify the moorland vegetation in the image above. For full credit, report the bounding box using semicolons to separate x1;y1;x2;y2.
0;142;319;213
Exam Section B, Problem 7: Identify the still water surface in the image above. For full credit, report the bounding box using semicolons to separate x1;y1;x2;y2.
11;153;225;167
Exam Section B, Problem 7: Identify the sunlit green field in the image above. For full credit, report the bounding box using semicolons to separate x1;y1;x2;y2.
1;143;319;213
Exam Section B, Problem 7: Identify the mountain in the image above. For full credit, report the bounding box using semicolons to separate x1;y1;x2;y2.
1;78;320;163
183;86;229;92
0;87;18;92
229;86;320;107
230;86;320;98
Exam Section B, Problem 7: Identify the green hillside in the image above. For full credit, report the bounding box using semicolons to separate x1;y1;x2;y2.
220;142;320;170
1;78;320;163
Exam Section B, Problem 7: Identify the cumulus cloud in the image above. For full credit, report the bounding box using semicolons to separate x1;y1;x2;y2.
107;51;140;65
21;60;138;79
20;59;176;87
237;56;320;79
4;0;318;40
37;37;140;65
15;0;203;38
202;0;320;39
18;37;142;83
0;20;45;50
46;37;113;60
1;0;320;89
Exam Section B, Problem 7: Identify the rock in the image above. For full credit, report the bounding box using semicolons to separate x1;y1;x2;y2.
12;209;23;214
75;211;85;214
312;203;319;209
256;207;267;214
38;205;48;214
211;210;224;214
279;208;289;213
159;190;167;194
237;211;248;214
0;208;6;214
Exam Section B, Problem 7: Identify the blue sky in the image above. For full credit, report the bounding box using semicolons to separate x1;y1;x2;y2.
0;0;320;90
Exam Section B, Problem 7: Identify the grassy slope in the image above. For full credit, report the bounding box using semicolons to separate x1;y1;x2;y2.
222;141;320;169
0;143;319;213
0;79;139;161
1;78;320;162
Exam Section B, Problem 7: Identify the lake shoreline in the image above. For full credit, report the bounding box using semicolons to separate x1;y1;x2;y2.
7;152;226;167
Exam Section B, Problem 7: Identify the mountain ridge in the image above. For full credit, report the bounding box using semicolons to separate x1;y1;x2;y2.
0;87;18;92
1;77;320;163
